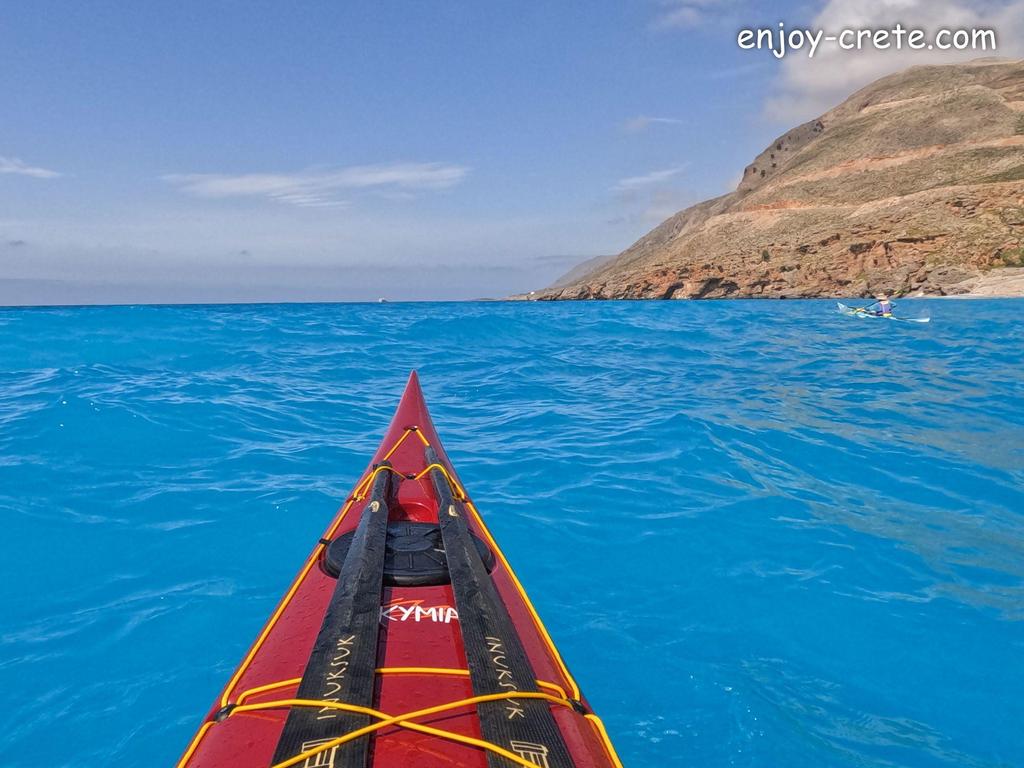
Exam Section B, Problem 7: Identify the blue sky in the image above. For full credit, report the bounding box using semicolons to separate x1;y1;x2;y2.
1;0;1020;303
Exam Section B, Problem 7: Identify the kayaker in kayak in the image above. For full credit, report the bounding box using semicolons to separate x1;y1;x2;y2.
837;299;930;323
862;293;894;317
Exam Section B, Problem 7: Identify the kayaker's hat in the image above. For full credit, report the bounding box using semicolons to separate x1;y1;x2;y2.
876;293;888;300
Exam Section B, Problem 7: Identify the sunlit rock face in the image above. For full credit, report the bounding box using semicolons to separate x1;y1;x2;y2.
541;60;1024;300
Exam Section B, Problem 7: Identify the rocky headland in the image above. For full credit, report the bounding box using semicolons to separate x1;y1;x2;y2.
537;59;1024;300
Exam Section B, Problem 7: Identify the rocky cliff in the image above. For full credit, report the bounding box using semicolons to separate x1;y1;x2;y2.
541;59;1024;300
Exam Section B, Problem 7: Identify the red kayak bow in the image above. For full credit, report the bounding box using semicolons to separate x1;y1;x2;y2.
177;371;622;768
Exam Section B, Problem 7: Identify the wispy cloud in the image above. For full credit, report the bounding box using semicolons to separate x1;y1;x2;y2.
609;164;694;225
654;0;739;30
612;164;689;192
163;162;470;208
0;156;61;179
622;115;684;133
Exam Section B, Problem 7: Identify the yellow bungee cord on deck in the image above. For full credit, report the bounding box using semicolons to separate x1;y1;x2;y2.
177;426;624;768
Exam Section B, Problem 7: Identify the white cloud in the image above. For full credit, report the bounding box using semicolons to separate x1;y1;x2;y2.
0;156;61;179
612;165;689;191
622;115;684;133
654;0;739;30
766;0;1024;122
163;162;469;208
609;165;694;225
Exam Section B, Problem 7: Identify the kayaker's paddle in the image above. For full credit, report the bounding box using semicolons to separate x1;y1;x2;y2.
426;446;576;768
270;465;393;768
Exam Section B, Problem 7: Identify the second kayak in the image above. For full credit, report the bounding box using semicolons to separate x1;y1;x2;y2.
176;371;622;768
837;301;931;323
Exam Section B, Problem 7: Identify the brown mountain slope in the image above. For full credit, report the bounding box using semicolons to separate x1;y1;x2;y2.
541;59;1024;300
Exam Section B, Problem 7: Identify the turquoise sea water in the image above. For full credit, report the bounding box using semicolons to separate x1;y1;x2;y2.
1;299;1022;768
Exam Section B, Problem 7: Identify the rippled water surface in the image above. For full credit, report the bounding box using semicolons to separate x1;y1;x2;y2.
1;299;1022;767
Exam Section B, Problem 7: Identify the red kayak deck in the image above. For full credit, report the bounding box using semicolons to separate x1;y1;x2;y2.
177;372;621;768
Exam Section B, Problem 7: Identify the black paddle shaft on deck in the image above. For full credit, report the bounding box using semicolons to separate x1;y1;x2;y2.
426;446;577;768
271;465;392;768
